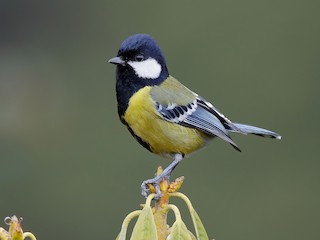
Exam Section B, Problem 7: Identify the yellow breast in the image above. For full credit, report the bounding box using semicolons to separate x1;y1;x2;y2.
123;87;206;156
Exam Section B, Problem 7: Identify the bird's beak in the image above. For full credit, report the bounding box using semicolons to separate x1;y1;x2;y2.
108;56;126;66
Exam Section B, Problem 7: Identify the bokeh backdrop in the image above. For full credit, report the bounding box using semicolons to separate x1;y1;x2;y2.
1;1;319;239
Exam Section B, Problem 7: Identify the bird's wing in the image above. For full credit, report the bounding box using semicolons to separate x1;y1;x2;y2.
150;76;240;151
195;96;245;133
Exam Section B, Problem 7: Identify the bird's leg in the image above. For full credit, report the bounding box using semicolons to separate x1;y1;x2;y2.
141;154;184;198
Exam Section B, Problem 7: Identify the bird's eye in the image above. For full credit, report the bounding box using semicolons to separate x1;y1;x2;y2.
135;55;145;62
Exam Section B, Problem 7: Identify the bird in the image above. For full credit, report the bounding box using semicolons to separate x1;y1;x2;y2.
108;34;281;198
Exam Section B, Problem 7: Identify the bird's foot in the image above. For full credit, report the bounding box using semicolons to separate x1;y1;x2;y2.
141;166;185;200
141;173;168;199
141;155;184;198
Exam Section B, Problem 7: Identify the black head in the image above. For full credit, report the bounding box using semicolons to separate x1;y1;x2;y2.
109;34;169;87
109;34;170;116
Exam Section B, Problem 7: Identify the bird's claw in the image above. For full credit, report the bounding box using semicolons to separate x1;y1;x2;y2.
141;178;163;199
140;162;179;198
140;181;151;198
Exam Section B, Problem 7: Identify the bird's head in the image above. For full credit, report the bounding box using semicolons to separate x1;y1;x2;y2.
109;34;169;86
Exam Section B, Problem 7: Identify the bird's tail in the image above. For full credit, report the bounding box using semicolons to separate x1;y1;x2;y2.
229;123;281;139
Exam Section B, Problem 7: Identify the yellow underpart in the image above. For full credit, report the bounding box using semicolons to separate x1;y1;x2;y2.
124;86;206;156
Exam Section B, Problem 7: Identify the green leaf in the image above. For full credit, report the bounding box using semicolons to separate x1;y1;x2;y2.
115;233;120;240
130;205;157;240
189;208;209;240
116;227;126;240
188;230;197;240
115;210;141;240
171;192;210;240
167;220;193;240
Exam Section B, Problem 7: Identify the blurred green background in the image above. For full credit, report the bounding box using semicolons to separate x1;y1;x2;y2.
1;1;319;239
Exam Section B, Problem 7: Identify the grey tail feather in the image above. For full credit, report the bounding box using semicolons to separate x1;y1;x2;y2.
229;123;281;140
230;142;242;152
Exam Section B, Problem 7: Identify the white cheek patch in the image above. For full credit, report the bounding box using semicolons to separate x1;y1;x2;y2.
128;58;162;79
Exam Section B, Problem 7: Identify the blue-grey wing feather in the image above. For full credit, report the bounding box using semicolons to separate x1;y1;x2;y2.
155;100;241;151
181;107;240;150
195;97;281;139
154;94;280;152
